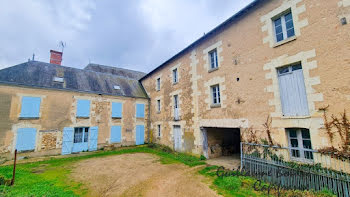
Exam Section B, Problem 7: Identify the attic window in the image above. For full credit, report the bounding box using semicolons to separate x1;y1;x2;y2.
113;85;121;90
53;77;64;83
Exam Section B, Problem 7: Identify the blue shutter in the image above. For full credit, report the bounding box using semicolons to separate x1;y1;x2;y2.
136;125;145;145
20;97;41;118
278;68;309;116
110;126;122;143
16;128;37;151
112;102;122;118
62;127;74;155
88;126;98;151
136;104;145;118
77;99;90;117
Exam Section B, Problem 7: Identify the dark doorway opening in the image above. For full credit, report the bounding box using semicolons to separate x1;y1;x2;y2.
204;127;240;159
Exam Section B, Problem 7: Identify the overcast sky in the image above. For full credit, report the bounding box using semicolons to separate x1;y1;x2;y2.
0;0;253;73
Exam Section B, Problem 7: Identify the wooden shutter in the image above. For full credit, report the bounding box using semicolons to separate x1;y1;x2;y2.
20;96;41;118
136;104;145;118
278;65;309;116
136;125;145;145
112;102;122;118
16;128;37;151
88;126;99;151
62;127;74;155
76;99;90;117
110;126;122;143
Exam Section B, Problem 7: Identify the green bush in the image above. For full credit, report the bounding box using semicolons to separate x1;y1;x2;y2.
200;155;206;160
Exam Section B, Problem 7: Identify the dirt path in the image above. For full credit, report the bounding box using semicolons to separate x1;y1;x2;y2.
71;153;220;197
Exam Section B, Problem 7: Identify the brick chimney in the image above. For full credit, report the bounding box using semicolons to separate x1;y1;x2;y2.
50;50;63;65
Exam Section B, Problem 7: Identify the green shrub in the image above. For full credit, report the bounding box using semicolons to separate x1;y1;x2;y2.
200;155;206;160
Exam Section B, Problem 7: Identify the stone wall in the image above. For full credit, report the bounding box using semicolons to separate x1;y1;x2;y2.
141;0;350;155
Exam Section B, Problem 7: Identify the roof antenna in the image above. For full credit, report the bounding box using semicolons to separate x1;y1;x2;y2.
32;53;35;61
59;41;66;53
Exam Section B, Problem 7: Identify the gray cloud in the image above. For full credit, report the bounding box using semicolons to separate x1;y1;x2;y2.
0;0;253;72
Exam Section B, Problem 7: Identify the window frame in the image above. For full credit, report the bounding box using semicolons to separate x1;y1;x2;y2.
157;99;161;113
174;95;179;109
156;78;161;91
208;49;219;71
74;127;89;144
157;124;161;138
272;10;295;43
286;128;314;162
211;84;221;106
172;68;178;84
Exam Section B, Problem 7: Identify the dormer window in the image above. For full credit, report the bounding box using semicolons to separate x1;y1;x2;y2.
53;77;64;83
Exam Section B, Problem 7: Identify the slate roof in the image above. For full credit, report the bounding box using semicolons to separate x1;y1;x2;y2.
0;61;148;98
84;63;146;80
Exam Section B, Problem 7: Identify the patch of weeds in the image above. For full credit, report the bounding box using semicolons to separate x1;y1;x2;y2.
200;155;207;160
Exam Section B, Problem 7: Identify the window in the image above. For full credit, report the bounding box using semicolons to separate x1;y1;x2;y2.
74;127;89;143
76;99;90;118
273;11;295;42
173;68;178;84
277;63;309;116
110;126;122;143
136;103;145;118
112;102;122;118
157;100;161;112
157;125;161;137
209;49;218;70
287;128;313;161
174;95;179;120
20;96;41;118
156;78;161;91
211;85;220;105
16;128;37;152
174;95;179;109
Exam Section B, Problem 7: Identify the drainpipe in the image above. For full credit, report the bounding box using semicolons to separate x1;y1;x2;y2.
147;98;151;143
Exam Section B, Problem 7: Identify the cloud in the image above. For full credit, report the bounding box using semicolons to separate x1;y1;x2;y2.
0;0;253;72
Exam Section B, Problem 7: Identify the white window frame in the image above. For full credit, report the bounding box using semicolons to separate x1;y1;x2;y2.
157;125;161;138
156;78;161;91
273;10;295;43
287;128;314;162
157;99;161;113
211;85;220;105
209;49;218;70
173;68;178;84
174;95;179;109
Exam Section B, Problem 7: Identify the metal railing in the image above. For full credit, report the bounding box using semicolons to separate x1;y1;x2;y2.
241;142;350;197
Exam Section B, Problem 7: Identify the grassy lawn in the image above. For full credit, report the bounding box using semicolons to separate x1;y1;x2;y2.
199;165;336;197
0;145;205;197
0;144;337;197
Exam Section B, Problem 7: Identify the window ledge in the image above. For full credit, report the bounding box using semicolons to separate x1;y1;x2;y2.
210;104;221;108
156;89;160;92
281;115;311;119
19;117;39;120
76;116;90;119
112;117;122;119
208;67;219;73
273;36;297;48
173;82;178;85
157;111;161;114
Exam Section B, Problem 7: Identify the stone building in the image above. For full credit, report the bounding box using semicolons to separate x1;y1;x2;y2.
0;51;149;158
140;0;350;160
1;0;350;163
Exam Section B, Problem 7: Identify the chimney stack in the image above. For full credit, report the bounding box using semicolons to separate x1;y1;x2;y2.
50;50;63;65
